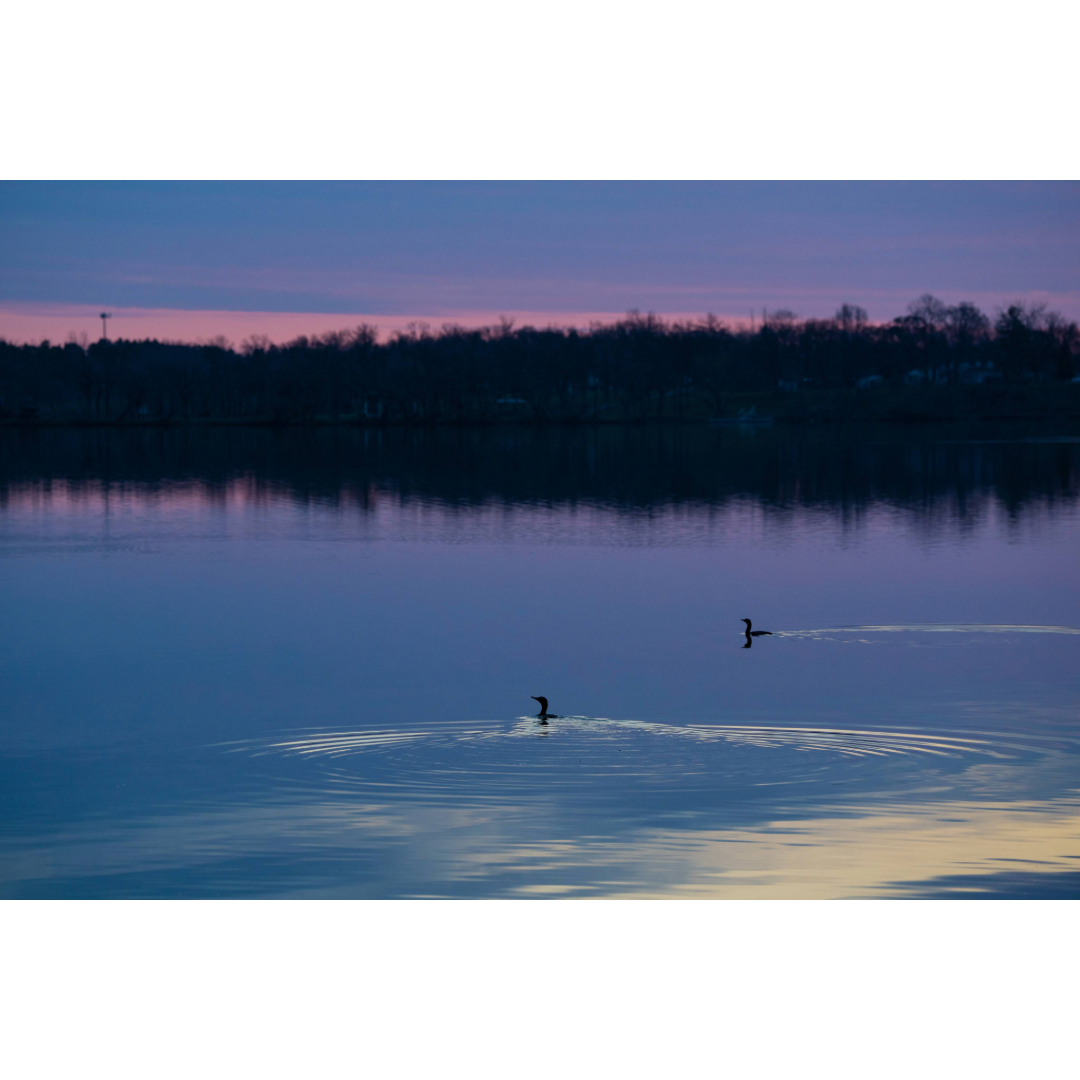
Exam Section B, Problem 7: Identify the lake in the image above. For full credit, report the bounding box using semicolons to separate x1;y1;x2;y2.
2;423;1079;898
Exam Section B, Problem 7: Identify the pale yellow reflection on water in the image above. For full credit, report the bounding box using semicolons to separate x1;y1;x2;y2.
503;801;1080;898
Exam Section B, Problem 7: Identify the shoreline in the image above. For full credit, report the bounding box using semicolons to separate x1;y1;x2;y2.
5;385;1080;428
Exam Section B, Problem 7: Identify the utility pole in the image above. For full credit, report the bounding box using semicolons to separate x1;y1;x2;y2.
100;312;111;340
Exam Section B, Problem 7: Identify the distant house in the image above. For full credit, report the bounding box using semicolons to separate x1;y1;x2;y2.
778;377;814;392
856;375;884;389
904;369;951;386
958;363;1003;385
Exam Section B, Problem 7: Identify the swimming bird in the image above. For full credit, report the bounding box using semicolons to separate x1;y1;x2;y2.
742;618;773;639
531;696;558;723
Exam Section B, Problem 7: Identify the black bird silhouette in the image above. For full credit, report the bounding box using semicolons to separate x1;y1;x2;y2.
531;696;558;723
742;618;773;647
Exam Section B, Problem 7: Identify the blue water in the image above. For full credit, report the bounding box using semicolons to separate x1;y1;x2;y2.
2;425;1078;897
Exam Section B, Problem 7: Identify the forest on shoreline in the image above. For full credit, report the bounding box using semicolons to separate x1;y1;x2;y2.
2;296;1078;426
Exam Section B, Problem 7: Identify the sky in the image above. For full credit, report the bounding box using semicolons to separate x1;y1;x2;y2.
2;181;1078;344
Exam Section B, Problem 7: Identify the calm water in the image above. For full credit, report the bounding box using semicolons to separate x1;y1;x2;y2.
2;424;1079;898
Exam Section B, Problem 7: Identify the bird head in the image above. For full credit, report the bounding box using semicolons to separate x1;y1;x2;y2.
531;695;548;711
741;619;751;627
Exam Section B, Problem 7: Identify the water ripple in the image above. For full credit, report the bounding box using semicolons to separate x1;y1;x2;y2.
232;718;1012;763
236;730;431;757
773;623;1080;644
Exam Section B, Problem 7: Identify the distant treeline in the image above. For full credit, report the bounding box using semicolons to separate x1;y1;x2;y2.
2;296;1078;425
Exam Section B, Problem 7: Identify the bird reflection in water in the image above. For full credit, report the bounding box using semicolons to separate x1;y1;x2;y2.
742;618;773;648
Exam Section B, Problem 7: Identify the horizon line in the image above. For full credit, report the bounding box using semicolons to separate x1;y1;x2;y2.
2;294;1076;348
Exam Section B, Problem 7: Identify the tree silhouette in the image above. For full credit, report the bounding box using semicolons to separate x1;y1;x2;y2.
2;298;1077;426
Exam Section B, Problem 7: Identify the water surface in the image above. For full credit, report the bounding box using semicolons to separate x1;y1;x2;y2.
2;424;1078;897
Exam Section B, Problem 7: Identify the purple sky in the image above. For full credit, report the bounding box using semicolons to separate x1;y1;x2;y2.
2;182;1078;342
